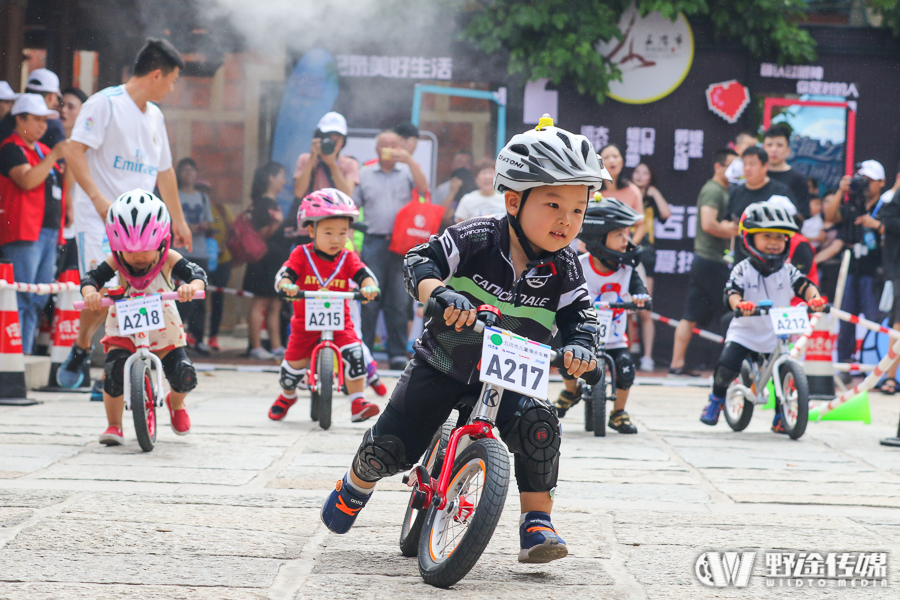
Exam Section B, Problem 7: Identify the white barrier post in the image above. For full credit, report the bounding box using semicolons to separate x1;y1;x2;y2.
0;261;36;406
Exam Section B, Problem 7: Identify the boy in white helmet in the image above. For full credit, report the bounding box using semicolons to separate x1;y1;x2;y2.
319;116;605;564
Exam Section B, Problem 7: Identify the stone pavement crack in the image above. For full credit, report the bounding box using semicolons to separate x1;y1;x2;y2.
267;524;328;600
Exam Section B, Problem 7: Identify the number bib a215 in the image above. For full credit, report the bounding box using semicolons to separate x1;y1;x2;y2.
305;297;345;331
769;306;811;336
116;295;164;336
479;326;551;400
595;308;614;344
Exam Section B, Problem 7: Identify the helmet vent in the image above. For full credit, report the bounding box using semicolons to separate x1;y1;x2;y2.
556;131;572;151
581;139;590;160
509;143;529;156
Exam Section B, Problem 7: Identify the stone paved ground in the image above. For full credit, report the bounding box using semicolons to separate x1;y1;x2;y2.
2;370;900;599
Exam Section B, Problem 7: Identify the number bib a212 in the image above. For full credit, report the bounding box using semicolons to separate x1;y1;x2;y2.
769;306;811;336
479;326;551;400
305;297;345;331
595;308;614;344
116;295;164;336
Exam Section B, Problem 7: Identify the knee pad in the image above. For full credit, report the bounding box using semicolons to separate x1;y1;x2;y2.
161;347;197;393
341;343;367;381
103;349;130;397
279;361;305;391
499;398;561;492
352;428;412;483
713;364;740;392
615;353;635;391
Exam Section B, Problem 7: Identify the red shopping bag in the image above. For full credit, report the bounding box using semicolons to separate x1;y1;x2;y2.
389;197;445;255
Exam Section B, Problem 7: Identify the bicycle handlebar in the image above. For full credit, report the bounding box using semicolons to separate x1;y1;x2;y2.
74;290;206;310
279;290;368;301
595;300;652;311
732;302;828;318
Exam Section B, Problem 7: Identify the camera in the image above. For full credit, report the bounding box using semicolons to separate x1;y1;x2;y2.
842;174;873;246
320;137;336;156
848;174;869;196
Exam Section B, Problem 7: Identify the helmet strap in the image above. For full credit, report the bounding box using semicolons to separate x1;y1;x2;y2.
507;189;556;270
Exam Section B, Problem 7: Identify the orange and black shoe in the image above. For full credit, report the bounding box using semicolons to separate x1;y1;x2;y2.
553;382;583;418
320;474;373;534
268;393;298;421
519;511;568;563
772;411;788;434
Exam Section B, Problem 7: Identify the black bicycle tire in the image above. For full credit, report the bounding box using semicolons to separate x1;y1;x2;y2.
584;387;594;431
418;438;509;588
780;360;809;440
724;361;754;432
400;416;454;557
310;387;319;421
592;365;608;437
131;360;156;452
317;348;333;430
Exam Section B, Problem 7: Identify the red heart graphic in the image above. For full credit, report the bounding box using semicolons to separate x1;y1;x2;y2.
706;80;750;124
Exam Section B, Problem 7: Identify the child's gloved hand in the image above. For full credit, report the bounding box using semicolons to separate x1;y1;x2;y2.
632;294;651;308
177;284;196;302
361;285;380;302
736;300;757;317
561;345;597;378
808;297;828;312
280;281;299;297
431;286;476;331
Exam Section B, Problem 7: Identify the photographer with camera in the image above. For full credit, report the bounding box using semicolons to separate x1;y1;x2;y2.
293;112;358;200
823;160;888;376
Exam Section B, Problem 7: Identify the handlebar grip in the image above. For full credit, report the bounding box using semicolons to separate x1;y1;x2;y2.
423;297;443;319
550;352;602;386
603;301;652;311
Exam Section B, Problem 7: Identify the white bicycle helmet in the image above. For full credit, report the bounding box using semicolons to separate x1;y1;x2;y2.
494;115;611;194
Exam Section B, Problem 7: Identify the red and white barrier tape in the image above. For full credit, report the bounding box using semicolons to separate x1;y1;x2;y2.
650;312;724;344
789;312;821;359
834;362;876;373
207;286;255;298
0;280;79;295
829;307;900;340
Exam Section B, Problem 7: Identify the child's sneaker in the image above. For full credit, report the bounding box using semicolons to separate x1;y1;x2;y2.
165;393;191;435
207;336;220;352
608;409;638;434
351;397;379;422
57;344;90;388
99;426;124;446
700;393;724;426
90;379;104;402
366;362;387;396
320;474;373;534
269;393;297;421
553;382;583;418
772;411;787;434
519;511;568;563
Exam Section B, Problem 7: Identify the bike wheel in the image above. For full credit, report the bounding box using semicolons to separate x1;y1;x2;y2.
724;361;754;432
316;348;333;430
418;438;510;588
583;386;594;431
779;360;809;440
400;415;455;557
310;387;319;421
131;360;157;452
591;370;609;437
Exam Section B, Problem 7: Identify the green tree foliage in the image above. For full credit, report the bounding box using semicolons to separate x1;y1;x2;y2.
460;0;829;102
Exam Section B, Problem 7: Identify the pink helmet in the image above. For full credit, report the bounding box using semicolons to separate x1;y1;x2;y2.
298;188;359;228
106;189;172;290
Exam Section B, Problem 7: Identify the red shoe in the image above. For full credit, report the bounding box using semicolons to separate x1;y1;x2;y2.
99;426;124;446
165;393;191;435
207;336;220;352
185;333;197;347
369;376;388;397
351;397;380;423
269;393;298;421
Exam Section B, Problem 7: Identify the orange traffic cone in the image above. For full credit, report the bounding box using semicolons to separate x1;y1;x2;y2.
0;260;37;406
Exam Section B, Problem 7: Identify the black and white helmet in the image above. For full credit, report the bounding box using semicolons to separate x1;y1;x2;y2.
494;115;612;194
739;200;799;276
581;198;644;268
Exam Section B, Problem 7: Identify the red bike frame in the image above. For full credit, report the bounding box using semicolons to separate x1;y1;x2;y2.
308;338;345;391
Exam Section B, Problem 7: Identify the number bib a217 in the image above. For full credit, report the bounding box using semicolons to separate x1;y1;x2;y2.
305;297;345;331
479;326;551;400
594;308;614;344
768;306;811;336
116;295;164;336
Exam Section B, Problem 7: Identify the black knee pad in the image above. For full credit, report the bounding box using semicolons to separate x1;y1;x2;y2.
352;428;412;483
161;347;197;393
615;353;635;391
103;349;130;397
279;361;304;391
499;398;561;492
341;343;366;381
713;363;740;392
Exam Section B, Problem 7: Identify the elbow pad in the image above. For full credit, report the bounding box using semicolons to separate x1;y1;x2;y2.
558;307;599;350
172;258;208;288
403;251;444;300
352;266;377;288
274;265;297;292
81;261;116;293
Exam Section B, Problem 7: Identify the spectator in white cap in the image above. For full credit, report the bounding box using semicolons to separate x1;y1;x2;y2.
0;81;19;122
293;111;358;201
823;160;889;380
0;94;68;354
15;68;66;149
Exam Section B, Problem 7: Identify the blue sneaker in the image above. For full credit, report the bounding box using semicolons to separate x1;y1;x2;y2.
700;394;725;426
320;474;373;534
56;345;90;388
772;411;787;434
519;511;567;563
90;379;104;402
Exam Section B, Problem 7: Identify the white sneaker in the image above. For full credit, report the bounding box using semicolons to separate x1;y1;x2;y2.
271;346;286;359
249;347;275;360
639;356;655;372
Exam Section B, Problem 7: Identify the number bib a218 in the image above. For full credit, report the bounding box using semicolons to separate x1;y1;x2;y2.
116;295;164;336
305;297;345;331
479;326;551;400
769;306;811;336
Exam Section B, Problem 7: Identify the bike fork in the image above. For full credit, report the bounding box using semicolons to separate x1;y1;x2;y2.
121;348;165;410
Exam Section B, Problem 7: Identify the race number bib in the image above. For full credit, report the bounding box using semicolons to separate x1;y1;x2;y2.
116;295;164;336
769;306;811;336
305;297;344;331
480;326;551;400
595;309;614;344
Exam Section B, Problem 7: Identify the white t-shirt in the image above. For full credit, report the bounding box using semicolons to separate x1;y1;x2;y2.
454;190;506;222
725;157;744;184
70;85;173;234
579;253;634;350
724;259;805;353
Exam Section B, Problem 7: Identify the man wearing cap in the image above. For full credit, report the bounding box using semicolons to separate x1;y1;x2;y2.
0;81;19;122
824;160;889;374
0;69;66;149
0;95;68;354
293;112;358;199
